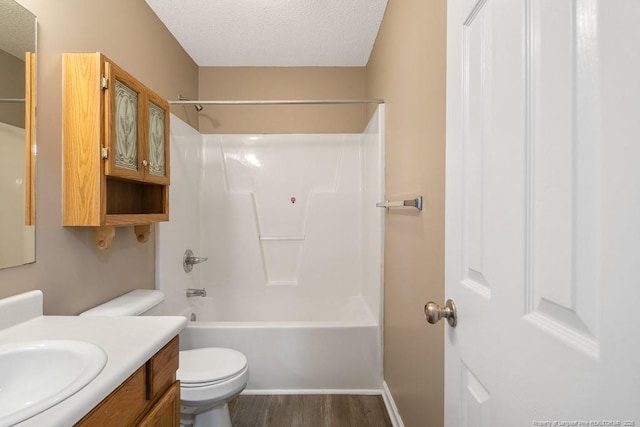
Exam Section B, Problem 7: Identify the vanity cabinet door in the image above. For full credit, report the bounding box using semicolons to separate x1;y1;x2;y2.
104;60;146;181
137;381;180;427
75;366;148;426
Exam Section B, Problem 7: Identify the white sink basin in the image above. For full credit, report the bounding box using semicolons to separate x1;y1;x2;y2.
0;340;107;426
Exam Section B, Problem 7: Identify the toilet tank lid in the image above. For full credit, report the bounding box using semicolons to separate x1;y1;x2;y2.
79;290;165;317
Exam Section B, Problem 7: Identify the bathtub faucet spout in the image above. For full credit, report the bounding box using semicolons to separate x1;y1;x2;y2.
186;288;207;298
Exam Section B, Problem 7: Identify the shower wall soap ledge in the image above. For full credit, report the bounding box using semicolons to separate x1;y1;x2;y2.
62;53;170;249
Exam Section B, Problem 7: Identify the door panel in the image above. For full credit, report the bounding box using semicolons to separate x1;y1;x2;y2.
525;0;600;356
461;0;493;300
460;364;490;427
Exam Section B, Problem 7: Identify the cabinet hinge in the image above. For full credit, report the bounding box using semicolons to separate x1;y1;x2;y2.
101;146;109;159
101;76;108;90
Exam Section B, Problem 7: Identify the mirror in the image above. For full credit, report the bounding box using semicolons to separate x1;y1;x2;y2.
0;0;36;269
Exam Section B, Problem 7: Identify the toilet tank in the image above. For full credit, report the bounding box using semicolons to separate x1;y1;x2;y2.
79;289;165;317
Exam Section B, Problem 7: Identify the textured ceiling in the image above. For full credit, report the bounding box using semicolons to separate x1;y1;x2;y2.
0;0;36;59
145;0;388;67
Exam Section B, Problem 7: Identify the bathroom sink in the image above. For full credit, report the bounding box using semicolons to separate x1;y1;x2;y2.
0;340;107;426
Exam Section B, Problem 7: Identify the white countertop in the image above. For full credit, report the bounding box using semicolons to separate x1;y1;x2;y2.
0;314;187;426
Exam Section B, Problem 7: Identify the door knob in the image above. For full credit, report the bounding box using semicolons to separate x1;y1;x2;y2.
424;299;457;327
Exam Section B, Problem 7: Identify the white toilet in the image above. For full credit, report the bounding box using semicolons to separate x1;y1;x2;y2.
80;289;248;427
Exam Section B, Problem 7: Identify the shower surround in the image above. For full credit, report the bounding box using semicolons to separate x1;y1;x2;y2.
157;106;384;392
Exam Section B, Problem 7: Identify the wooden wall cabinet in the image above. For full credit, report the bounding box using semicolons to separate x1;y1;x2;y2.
76;336;180;427
62;53;170;249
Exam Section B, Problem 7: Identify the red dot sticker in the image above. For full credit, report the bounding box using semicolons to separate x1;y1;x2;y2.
291;197;296;204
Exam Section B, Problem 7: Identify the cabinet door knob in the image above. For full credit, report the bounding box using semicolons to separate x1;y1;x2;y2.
142;159;148;167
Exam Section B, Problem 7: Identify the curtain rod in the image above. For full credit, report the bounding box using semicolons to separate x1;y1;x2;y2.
0;98;25;104
169;99;384;106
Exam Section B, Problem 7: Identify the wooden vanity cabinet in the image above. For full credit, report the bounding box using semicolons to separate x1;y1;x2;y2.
75;336;180;427
62;52;170;248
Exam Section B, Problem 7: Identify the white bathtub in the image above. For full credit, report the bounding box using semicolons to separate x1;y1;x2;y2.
178;296;382;393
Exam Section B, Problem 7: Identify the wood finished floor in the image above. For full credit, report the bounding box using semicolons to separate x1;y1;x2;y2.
228;394;393;427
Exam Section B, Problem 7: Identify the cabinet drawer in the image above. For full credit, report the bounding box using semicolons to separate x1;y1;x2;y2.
147;336;179;400
76;366;147;427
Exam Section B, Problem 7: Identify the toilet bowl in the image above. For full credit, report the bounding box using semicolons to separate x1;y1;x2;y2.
179;347;248;427
80;289;248;427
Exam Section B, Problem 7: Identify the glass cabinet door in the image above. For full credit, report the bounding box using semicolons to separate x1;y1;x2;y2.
104;61;145;181
114;80;138;170
144;92;169;185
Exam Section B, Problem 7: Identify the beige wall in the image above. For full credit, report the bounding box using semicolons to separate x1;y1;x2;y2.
366;0;447;425
198;67;367;134
0;0;198;314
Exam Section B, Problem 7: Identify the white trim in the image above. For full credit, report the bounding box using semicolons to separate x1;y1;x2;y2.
242;388;383;396
381;381;404;427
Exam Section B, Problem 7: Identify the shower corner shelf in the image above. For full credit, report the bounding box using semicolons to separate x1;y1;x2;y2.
62;52;170;250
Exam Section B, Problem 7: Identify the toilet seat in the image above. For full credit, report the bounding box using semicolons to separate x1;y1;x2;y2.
178;347;248;387
179;362;249;411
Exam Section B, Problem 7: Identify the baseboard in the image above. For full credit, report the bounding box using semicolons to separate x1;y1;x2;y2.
242;388;383;395
381;381;404;427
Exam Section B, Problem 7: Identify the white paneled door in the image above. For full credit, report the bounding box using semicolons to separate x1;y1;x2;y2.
445;0;640;425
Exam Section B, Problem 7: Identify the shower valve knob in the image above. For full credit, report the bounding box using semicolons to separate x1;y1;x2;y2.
183;249;209;273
